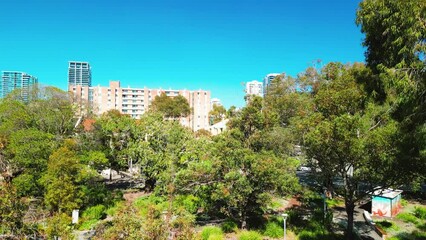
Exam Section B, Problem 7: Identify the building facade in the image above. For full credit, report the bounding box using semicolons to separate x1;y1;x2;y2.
263;73;280;95
70;81;211;132
68;61;91;87
1;71;38;100
245;80;263;97
210;98;222;107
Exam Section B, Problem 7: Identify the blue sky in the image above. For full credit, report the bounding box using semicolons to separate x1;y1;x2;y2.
0;0;365;108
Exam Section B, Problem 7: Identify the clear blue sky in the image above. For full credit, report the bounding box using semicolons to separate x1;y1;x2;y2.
0;0;365;108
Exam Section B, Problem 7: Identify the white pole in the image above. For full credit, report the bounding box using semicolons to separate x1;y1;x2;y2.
284;218;286;240
282;213;288;240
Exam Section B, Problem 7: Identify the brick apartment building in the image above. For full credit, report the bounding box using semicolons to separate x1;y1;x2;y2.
70;81;211;132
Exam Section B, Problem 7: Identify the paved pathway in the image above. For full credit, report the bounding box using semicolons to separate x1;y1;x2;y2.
332;206;382;240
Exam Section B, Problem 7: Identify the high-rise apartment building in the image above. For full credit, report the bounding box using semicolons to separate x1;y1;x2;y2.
263;73;280;95
70;81;211;132
245;80;263;97
1;71;38;100
68;61;91;87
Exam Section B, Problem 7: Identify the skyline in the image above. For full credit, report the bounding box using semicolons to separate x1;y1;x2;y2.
0;0;365;108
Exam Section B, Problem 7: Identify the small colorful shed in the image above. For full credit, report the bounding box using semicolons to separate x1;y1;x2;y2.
372;188;403;217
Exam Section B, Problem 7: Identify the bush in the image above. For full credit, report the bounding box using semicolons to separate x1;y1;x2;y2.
105;201;124;216
326;198;344;208
298;230;335;240
400;199;408;207
78;219;99;230
82;204;106;220
239;230;262;240
263;222;283;238
208;234;224;240
414;206;426;220
375;220;399;231
201;226;223;240
221;219;238;233
396;212;418;224
174;194;201;214
133;195;167;216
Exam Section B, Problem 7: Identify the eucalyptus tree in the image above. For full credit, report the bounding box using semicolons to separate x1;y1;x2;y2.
357;0;426;184
303;63;407;239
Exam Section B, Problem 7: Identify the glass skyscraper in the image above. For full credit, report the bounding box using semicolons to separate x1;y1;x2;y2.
0;71;38;100
68;61;91;87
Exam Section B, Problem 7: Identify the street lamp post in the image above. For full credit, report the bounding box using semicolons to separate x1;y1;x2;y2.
282;213;288;240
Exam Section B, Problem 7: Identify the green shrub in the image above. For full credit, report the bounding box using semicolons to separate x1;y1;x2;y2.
174;195;201;214
298;230;335;240
78;219;99;230
208;234;224;240
239;230;262;240
396;212;418;224
221;219;238;233
263;222;283;238
82;204;106;220
414;206;426;220
326;198;344;208
201;226;223;240
375;220;399;231
400;199;408;207
133;195;167;216
413;229;426;239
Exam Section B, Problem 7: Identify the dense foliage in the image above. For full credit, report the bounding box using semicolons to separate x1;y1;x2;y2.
0;1;424;239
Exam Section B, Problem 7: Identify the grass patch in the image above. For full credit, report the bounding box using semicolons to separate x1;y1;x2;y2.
414;206;426;220
396;212;419;224
201;226;223;240
105;201;124;216
375;220;399;232
133;195;167;216
326;198;344;208
78;219;99;230
238;230;262;240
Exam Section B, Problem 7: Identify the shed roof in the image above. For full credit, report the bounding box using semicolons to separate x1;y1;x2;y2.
372;188;403;199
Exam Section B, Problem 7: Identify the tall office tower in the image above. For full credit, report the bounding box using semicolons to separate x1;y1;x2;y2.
68;61;91;87
245;80;263;97
1;71;38;100
263;73;280;95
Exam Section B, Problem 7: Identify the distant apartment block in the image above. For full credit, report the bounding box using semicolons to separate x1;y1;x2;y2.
245;80;263;97
263;73;280;95
68;61;91;87
1;71;38;100
70;81;211;132
211;98;222;107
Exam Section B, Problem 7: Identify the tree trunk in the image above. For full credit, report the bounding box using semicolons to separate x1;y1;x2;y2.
345;200;355;240
241;214;247;230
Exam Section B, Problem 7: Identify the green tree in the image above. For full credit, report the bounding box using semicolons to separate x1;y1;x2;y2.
357;0;426;184
209;104;226;125
7;129;55;196
41;146;85;213
27;86;76;137
96;110;135;179
44;213;74;240
150;93;191;119
176;133;299;229
229;96;264;141
303;63;403;239
0;182;27;236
